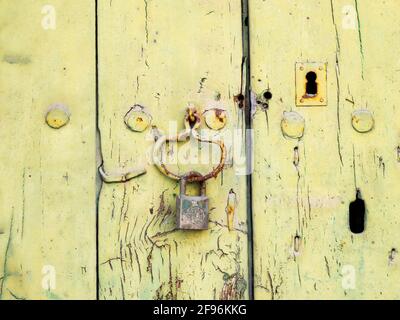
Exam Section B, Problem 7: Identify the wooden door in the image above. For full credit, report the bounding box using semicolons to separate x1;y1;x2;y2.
0;0;96;299
2;0;400;301
250;0;400;299
97;0;249;300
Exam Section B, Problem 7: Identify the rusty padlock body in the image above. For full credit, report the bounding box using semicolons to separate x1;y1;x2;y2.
176;178;209;230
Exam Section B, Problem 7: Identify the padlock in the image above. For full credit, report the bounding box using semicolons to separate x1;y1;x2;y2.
176;178;209;230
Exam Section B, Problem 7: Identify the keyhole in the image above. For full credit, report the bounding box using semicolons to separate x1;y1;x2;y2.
305;71;318;96
349;189;365;234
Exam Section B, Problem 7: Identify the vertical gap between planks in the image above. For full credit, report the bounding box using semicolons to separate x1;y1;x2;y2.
241;0;255;301
95;0;101;301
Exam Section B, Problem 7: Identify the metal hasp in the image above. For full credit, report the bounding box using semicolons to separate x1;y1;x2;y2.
176;174;209;230
152;107;227;231
296;62;327;106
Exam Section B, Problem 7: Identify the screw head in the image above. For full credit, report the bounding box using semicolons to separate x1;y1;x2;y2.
124;105;152;132
45;104;70;129
204;108;227;131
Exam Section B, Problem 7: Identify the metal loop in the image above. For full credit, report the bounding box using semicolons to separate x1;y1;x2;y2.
152;128;226;183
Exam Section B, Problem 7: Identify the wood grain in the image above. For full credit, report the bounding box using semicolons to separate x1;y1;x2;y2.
97;0;248;300
250;0;400;299
0;0;96;300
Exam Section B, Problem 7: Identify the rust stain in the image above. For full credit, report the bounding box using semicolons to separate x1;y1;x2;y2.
220;273;247;300
234;94;245;109
225;189;237;231
204;108;227;130
215;109;226;122
185;107;201;129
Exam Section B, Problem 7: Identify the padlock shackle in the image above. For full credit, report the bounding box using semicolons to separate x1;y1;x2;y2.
179;171;206;196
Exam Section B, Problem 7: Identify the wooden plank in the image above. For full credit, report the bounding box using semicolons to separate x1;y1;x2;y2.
250;0;400;299
0;0;96;300
97;0;248;300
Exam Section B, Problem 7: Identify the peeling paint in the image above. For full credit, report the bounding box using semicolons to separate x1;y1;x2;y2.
220;273;247;300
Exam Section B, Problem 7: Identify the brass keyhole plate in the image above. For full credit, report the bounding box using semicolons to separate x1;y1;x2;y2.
295;62;327;107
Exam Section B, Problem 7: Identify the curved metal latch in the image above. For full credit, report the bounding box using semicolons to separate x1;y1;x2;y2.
99;165;147;183
152;107;227;183
98;105;151;184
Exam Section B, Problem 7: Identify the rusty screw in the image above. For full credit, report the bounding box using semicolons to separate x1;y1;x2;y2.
184;106;201;130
